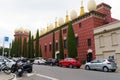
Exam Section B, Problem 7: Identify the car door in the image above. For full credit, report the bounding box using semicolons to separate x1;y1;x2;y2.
34;59;39;63
95;60;103;70
89;60;97;69
62;58;68;66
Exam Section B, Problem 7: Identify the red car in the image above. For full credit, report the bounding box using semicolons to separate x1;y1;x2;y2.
59;58;81;68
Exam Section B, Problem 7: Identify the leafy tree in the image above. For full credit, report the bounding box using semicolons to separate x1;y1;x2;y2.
0;47;9;57
52;32;55;58
0;47;2;55
35;29;39;57
11;39;19;57
59;29;64;59
67;21;77;58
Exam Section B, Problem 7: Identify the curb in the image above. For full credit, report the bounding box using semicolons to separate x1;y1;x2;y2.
9;73;17;80
0;73;16;80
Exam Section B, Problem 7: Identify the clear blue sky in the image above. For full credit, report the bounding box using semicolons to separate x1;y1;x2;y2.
0;0;119;48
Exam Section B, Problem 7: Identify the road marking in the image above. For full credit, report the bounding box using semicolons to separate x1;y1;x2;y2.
36;74;59;80
27;73;35;77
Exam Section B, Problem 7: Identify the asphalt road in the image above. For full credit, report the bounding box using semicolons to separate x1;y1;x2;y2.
17;65;120;80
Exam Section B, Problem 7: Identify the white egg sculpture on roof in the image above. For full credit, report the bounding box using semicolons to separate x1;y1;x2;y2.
87;0;96;11
49;23;54;30
15;28;19;33
70;10;77;20
18;27;24;33
24;29;30;34
58;18;64;26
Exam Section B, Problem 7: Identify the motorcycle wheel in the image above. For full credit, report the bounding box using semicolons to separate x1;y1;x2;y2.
18;72;23;77
4;67;11;74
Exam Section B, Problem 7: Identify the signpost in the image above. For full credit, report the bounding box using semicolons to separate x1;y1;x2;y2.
2;37;9;57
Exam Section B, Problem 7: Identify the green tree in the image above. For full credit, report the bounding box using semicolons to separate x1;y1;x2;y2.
16;39;20;57
35;29;39;57
28;31;32;58
31;35;34;58
11;39;19;57
10;40;15;57
52;32;55;58
22;38;28;57
0;47;2;55
39;45;42;57
59;29;64;59
19;37;22;56
67;21;77;58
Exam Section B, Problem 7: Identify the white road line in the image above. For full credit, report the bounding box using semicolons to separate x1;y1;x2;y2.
27;73;35;77
36;74;59;80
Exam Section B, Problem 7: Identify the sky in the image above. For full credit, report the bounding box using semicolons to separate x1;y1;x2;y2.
0;0;120;48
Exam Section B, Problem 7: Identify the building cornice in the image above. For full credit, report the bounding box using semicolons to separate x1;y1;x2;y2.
94;21;120;35
39;11;106;39
97;3;111;10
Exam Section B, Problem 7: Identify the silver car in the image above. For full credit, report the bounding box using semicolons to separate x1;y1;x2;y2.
85;59;117;72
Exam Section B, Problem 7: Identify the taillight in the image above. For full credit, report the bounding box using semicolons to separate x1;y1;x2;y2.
107;62;111;64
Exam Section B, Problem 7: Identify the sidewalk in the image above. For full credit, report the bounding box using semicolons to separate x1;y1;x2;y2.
0;73;15;80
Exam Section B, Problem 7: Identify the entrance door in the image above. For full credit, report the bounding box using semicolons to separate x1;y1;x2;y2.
87;52;92;62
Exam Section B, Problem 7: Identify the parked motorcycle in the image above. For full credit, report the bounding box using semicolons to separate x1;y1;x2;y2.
11;60;24;77
0;61;11;74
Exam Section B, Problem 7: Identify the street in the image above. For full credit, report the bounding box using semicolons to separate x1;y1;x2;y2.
15;65;120;80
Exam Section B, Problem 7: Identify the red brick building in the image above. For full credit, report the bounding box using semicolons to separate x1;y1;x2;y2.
14;28;29;43
39;3;116;61
14;2;117;62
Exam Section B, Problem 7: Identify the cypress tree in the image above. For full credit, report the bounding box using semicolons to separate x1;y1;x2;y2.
52;32;55;58
14;39;18;57
67;21;77;58
19;37;22;57
22;38;27;57
59;29;64;59
31;35;34;58
17;38;20;57
39;45;42;57
11;39;21;57
10;40;15;57
35;29;39;57
28;31;32;58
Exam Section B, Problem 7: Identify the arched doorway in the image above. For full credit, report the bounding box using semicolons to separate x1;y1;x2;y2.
55;51;59;59
87;49;93;62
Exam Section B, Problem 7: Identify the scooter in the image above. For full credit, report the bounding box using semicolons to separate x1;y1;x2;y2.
11;60;24;77
0;62;11;74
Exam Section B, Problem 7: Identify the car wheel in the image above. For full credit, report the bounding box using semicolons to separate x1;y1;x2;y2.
103;67;109;72
50;63;53;66
28;68;32;73
77;66;80;68
59;63;62;67
69;64;73;68
85;65;90;70
38;61;40;65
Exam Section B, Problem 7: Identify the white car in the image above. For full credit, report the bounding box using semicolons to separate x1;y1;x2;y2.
0;57;16;68
85;59;117;72
33;57;46;65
